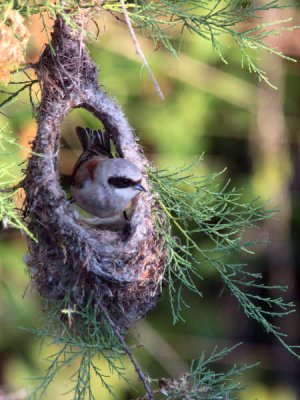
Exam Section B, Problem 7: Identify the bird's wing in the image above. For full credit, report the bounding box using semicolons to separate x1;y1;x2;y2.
76;127;112;157
71;127;115;186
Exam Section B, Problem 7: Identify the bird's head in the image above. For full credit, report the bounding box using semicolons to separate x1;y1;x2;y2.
96;158;146;202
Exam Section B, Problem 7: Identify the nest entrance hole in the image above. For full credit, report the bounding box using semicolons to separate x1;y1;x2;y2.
59;108;137;236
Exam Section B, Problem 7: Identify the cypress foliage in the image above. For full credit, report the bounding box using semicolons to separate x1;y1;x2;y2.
0;1;299;399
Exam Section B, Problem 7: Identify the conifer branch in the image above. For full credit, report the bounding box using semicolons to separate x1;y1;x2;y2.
149;162;300;360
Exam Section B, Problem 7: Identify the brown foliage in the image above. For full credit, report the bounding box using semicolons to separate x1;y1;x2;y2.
0;10;29;83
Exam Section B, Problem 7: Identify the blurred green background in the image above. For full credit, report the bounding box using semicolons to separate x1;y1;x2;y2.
0;5;300;400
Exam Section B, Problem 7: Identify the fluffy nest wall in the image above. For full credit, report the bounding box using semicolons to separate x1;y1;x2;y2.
22;17;167;329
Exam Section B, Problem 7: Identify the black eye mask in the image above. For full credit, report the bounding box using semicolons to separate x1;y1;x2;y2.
108;176;137;188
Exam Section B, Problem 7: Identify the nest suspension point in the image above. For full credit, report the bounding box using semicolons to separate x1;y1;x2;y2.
23;17;166;328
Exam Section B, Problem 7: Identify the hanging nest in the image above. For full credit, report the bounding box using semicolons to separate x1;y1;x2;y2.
22;17;167;329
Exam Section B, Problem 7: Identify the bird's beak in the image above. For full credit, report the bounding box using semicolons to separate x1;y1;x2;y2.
135;182;147;192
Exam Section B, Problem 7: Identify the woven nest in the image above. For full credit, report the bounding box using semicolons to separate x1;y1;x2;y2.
22;17;166;328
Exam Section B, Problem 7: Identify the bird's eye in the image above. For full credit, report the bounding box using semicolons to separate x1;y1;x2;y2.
108;176;134;188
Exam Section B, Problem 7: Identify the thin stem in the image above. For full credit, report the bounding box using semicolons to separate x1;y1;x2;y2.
119;0;164;101
99;303;155;400
10;64;36;75
0;81;38;110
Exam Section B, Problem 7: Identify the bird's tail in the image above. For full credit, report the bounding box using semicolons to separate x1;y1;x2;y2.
76;126;112;157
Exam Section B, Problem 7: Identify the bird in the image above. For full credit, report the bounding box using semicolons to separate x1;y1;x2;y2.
70;127;146;228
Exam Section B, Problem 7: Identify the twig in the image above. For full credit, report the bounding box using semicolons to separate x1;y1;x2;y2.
8;80;36;85
107;10;126;24
119;0;164;101
0;182;23;193
10;64;35;75
0;81;38;110
100;303;155;400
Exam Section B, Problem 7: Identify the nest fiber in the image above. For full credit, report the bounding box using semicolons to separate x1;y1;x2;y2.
23;17;166;328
